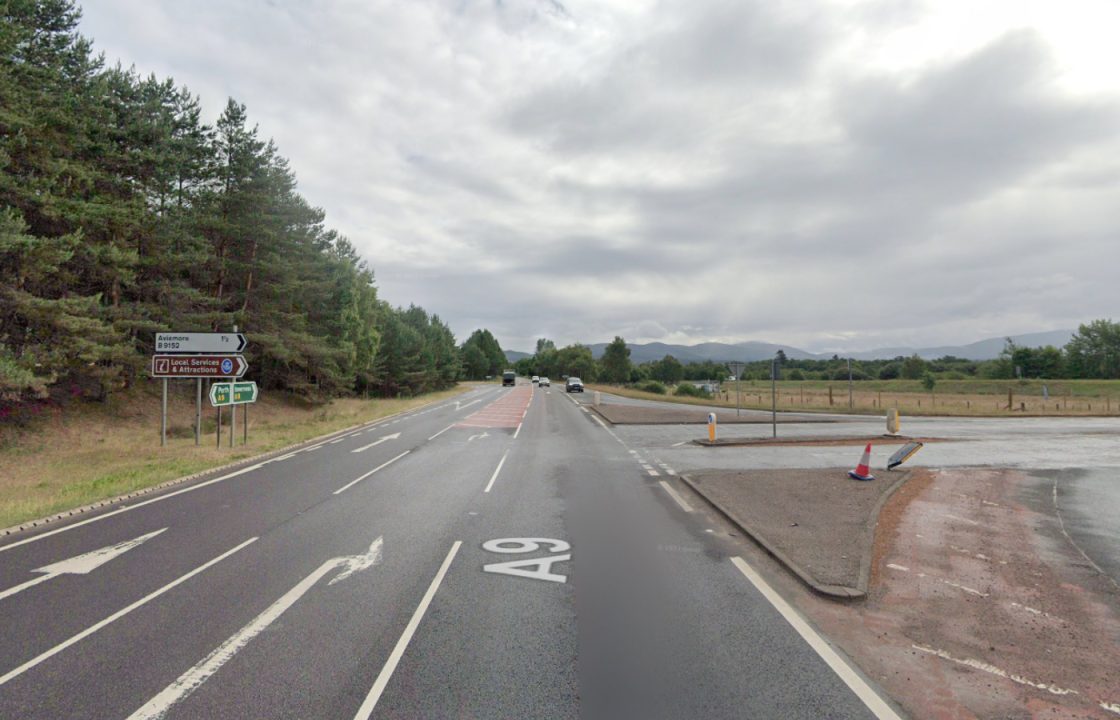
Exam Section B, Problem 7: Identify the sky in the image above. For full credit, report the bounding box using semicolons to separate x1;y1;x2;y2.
78;0;1120;354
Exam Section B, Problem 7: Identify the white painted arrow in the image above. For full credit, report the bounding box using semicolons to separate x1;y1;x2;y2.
127;536;383;720
467;431;490;443
351;432;401;453
0;528;167;602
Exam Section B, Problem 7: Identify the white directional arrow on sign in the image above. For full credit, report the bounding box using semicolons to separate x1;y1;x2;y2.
0;528;167;602
351;432;401;453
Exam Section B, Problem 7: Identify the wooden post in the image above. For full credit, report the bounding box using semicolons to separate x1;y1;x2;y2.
828;386;833;406
1007;388;1013;411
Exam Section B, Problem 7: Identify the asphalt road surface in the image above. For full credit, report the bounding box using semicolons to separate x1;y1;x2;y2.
0;382;901;719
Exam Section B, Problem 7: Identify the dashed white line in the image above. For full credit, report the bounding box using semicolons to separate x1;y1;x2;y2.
513;422;522;440
427;424;454;441
0;537;258;687
731;557;904;720
485;450;510;494
333;451;411;495
912;644;1079;697
352;541;462;720
658;481;693;512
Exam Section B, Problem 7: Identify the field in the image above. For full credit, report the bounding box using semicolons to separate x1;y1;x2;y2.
591;378;1120;417
0;383;473;529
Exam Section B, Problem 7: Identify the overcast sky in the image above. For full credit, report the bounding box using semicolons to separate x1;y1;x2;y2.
79;1;1120;353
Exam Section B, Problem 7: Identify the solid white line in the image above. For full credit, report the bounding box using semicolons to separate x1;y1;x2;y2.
427;424;454;441
591;415;608;428
484;450;510;493
729;557;903;720
0;537;258;687
671;441;687;447
334;451;411;495
0;464;263;555
128;538;383;720
353;541;462;720
0;573;54;601
513;422;522;440
658;481;694;512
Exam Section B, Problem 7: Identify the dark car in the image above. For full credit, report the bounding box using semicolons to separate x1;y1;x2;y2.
565;377;584;393
502;371;516;386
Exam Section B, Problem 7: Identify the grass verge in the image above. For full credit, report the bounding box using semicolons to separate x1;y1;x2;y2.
0;383;476;529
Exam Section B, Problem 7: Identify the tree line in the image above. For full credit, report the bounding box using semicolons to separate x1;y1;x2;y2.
1;1;470;407
504;320;1120;389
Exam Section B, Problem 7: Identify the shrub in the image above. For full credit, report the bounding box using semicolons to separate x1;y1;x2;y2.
636;380;667;395
786;369;805;381
674;383;711;398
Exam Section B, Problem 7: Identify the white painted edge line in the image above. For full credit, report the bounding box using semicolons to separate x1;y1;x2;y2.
671;441;688;447
658;481;693;512
484;450;510;494
729;556;903;720
127;538;383;720
427;424;454;441
0;464;264;555
353;541;462;720
0;537;258;687
591;415;608;429
513;422;522;440
333;451;411;495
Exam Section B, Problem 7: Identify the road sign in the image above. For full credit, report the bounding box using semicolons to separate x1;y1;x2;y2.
210;381;258;407
151;355;248;378
156;332;246;354
231;381;258;404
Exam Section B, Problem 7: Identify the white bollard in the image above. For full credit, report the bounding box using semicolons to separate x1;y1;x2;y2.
594;391;601;407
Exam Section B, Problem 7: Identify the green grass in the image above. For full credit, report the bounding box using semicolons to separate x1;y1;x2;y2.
0;384;474;529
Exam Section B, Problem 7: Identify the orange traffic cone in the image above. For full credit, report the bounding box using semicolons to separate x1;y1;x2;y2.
848;443;875;481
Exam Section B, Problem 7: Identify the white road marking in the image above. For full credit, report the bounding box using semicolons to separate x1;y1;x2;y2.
0;537;257;687
513;422;522;439
671;441;688;447
127;538;383;720
646;469;660;477
591;415;609;429
1009;602;1066;622
467;432;490;443
658;481;693;512
351;432;401;453
944;513;981;526
886;563;910;572
333;451;411;495
353;541;462;720
427;424;454;441
484;450;510;493
912;644;1079;697
272;453;296;462
0;464;264;555
730;556;904;720
0;528;167;602
659;464;678;476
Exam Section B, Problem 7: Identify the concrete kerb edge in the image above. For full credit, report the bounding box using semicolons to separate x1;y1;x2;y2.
856;470;914;593
679;471;865;600
0;389;468;538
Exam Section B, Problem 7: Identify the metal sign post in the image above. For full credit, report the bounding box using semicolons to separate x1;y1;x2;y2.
161;378;168;447
195;379;202;446
728;362;745;417
848;357;853;409
771;357;778;438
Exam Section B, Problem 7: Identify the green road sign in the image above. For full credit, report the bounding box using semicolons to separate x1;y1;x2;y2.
210;381;258;407
232;381;258;404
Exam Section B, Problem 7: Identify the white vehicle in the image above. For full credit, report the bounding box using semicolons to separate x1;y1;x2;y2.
539;377;551;387
532;375;539;384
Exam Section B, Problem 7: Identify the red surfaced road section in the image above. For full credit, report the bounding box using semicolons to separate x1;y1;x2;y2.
456;386;533;429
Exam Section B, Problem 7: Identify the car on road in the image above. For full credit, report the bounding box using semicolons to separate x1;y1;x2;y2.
539;377;550;387
565;377;583;392
532;375;539;384
502;371;516;386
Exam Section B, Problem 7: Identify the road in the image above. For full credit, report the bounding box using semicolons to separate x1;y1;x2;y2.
0;383;900;719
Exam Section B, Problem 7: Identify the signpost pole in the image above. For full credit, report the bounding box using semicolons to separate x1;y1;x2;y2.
229;378;235;448
848;357;853;409
195;379;201;446
216;405;221;449
161;378;168;447
771;357;777;438
243;400;248;444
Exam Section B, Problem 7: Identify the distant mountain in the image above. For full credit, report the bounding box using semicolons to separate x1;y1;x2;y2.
506;329;1075;365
